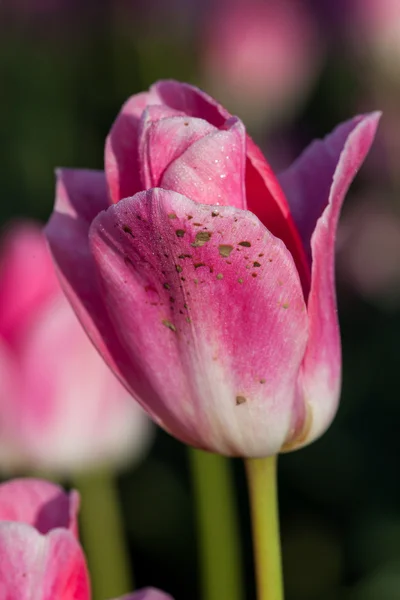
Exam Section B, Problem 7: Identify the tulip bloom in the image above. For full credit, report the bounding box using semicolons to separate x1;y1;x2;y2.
0;223;152;472
46;80;379;457
0;478;172;600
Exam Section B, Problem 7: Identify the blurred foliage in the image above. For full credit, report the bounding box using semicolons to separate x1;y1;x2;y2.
1;1;400;598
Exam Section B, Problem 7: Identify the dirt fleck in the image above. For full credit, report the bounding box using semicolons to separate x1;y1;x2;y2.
192;231;212;247
194;262;206;269
216;273;224;280
162;320;176;332
163;283;171;290
169;297;175;303
193;222;203;227
253;261;261;268
259;379;266;384
282;302;289;309
168;213;177;219
122;225;135;237
219;244;234;258
238;278;243;284
176;229;185;237
238;241;251;247
258;253;264;257
178;253;192;259
176;265;183;273
187;215;193;220
211;210;219;217
252;273;258;278
236;395;247;405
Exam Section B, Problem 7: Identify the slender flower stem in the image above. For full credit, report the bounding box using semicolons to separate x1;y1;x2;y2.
245;456;283;600
73;467;132;600
189;449;244;600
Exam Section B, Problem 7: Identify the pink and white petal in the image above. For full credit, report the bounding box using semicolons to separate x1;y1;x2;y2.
290;113;380;449
161;118;247;210
0;478;79;536
152;80;230;127
139;114;216;188
89;189;308;457
278;113;381;263
46;169;132;382
15;293;152;472
0;523;90;600
0;222;58;345
245;139;311;294
113;589;174;600
105;90;161;203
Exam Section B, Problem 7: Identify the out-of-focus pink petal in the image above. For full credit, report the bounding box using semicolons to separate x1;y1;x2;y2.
0;523;90;600
14;293;152;471
161;118;247;209
245;139;311;293
89;188;308;457
105;90;161;203
0;223;58;345
46;169;131;382
282;113;381;449
115;589;174;600
139;114;216;189
0;478;79;536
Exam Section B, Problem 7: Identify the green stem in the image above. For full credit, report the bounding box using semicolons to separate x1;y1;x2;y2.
245;456;283;600
189;448;244;600
73;468;132;600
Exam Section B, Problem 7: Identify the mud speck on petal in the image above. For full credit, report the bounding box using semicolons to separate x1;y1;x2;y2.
162;319;177;332
219;244;234;258
236;395;247;405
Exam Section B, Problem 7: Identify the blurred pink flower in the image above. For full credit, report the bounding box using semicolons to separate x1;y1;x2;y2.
46;80;379;457
0;222;153;473
0;478;172;600
201;0;323;127
350;0;400;77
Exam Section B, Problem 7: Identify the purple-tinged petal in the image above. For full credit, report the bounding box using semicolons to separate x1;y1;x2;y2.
282;113;381;450
139;114;216;189
278;113;381;263
113;588;174;600
89;188;308;457
161;118;247;210
46;169;132;383
105;90;161;203
0;478;79;537
0;523;90;600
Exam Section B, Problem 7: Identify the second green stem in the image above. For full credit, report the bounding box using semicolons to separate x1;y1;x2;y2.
189;448;244;600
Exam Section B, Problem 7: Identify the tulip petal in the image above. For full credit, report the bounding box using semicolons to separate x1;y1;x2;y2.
105;90;162;203
161;118;247;209
0;523;90;600
114;589;173;600
89;188;308;456
282;113;381;449
0;223;58;345
245;139;311;293
46;169;132;382
152;80;230;127
139;114;216;188
153;80;310;289
0;478;79;536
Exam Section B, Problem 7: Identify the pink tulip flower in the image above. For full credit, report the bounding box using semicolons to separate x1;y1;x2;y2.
201;0;323;125
46;80;379;457
0;478;172;600
0;223;152;472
